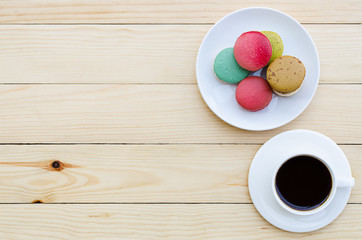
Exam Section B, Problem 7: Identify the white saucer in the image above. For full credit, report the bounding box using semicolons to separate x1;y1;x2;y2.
248;130;353;232
196;8;320;131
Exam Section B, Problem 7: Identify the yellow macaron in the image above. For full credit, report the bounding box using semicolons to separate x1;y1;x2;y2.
261;31;284;64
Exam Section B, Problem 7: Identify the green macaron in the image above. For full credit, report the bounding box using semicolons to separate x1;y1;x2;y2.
261;31;284;64
213;47;249;84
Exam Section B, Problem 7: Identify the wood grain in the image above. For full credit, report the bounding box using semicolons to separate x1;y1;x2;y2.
0;204;360;239
0;25;361;83
0;1;360;238
0;84;361;144
0;145;359;203
0;0;361;24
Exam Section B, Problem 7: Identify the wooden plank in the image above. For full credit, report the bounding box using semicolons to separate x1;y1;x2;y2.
0;0;361;24
0;25;201;84
0;204;360;239
311;25;362;84
0;25;360;83
0;84;361;144
0;145;359;203
0;144;255;203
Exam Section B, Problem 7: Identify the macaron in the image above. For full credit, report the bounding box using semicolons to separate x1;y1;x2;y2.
213;47;250;84
235;76;273;112
234;31;272;71
261;31;284;64
266;56;306;96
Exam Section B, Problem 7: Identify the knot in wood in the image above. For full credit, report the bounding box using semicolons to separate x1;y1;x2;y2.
52;160;61;169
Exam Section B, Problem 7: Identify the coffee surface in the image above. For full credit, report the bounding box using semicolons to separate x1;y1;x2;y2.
275;155;332;211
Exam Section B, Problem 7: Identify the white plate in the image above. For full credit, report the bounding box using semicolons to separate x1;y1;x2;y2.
196;8;320;131
248;130;353;232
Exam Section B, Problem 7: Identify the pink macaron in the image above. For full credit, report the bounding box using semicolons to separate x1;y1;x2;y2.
234;31;272;71
235;76;273;112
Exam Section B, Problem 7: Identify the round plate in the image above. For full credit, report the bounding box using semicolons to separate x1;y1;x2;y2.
196;8;320;131
248;130;353;232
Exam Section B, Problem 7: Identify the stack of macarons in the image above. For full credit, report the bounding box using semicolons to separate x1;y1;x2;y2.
213;31;306;112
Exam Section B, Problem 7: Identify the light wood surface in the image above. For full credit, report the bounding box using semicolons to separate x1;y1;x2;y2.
0;25;361;83
0;84;361;144
1;1;361;239
0;145;360;203
0;204;361;239
0;0;361;23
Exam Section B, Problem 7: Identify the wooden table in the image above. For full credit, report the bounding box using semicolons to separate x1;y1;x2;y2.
0;1;361;239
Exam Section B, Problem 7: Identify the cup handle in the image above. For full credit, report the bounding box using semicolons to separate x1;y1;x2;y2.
337;177;355;188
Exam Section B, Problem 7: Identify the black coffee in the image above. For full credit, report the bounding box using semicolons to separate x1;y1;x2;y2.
275;155;332;211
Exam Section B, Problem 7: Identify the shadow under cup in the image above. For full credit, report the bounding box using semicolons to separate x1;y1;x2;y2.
275;155;333;211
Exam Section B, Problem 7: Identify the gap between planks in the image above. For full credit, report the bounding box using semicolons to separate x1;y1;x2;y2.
0;83;362;85
0;23;361;25
0;143;360;145
0;203;359;205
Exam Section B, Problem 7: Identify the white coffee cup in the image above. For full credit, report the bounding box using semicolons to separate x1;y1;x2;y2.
272;154;355;215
